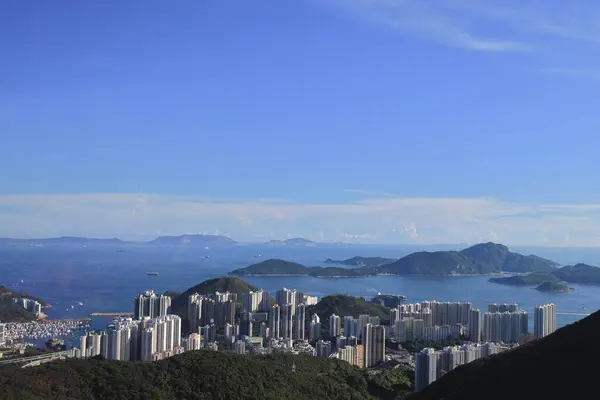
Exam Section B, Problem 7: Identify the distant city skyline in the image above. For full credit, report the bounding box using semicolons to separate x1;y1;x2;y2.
3;2;600;246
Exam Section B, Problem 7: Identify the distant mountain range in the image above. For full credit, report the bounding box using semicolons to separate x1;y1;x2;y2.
231;242;560;277
146;234;236;246
0;235;352;247
265;238;317;246
0;236;126;246
0;234;238;247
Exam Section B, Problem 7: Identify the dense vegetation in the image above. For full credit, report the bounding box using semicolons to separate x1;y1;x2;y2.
325;256;397;267
458;242;558;273
408;309;600;399
0;351;412;400
535;281;573;292
0;286;49;322
488;272;560;286
383;242;558;276
231;259;375;277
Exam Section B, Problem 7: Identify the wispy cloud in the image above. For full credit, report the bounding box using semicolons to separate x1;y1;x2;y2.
2;193;600;246
344;188;394;197
323;0;600;54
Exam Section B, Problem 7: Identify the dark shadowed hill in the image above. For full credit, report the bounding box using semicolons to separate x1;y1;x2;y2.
0;351;413;400
408;309;600;400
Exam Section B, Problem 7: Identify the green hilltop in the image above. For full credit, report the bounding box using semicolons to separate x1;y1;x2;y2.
231;259;374;278
0;351;413;400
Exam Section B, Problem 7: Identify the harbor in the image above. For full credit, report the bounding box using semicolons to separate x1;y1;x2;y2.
4;319;90;342
89;312;133;317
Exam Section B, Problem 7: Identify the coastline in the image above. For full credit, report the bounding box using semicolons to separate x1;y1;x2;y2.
234;272;509;278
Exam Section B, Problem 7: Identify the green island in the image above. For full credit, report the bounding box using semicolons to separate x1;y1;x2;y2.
408;309;600;400
488;272;560;286
231;243;559;277
324;256;397;267
230;259;376;278
489;263;600;289
0;351;413;400
535;281;574;293
0;286;51;322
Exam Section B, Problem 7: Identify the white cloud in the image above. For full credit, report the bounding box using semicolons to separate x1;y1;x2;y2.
323;0;600;54
2;193;600;245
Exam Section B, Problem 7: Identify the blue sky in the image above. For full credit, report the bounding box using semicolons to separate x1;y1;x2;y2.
2;0;600;245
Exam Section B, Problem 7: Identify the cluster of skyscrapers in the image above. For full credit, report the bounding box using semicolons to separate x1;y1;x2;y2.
391;301;480;343
12;298;42;316
0;322;5;346
182;287;386;368
80;285;560;380
133;290;172;320
79;314;183;361
415;342;508;391
413;302;558;392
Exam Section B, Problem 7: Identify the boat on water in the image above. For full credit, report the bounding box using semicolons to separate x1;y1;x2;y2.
146;272;159;276
254;254;261;258
202;256;210;260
